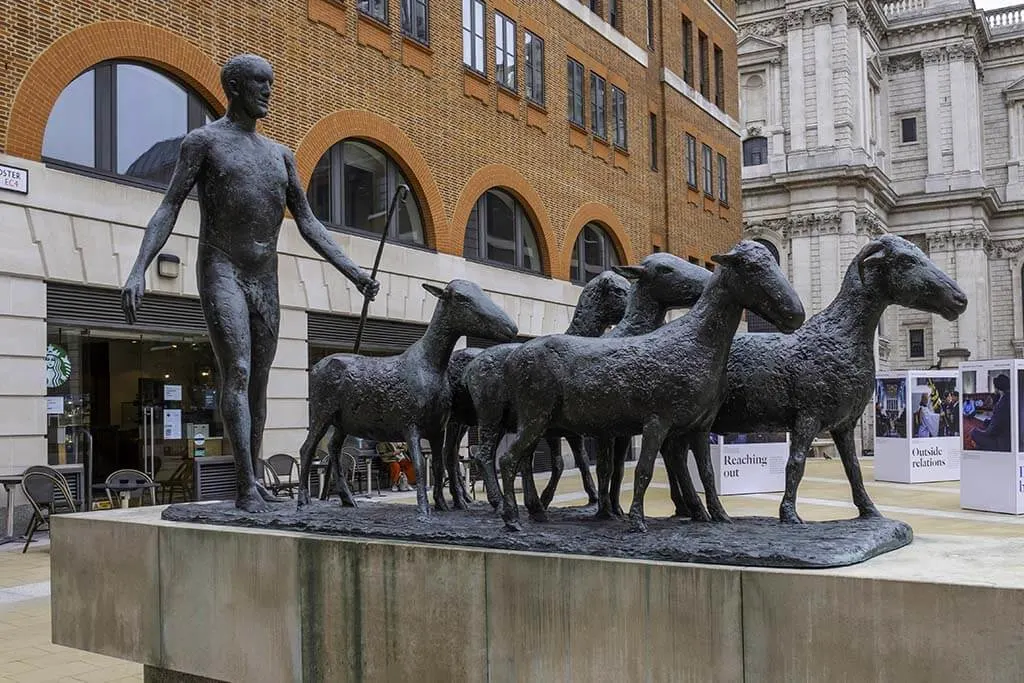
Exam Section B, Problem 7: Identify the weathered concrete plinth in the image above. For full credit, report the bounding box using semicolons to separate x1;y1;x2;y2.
52;507;1024;682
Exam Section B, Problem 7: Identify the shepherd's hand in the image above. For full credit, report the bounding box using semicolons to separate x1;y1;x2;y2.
358;274;380;301
121;272;145;324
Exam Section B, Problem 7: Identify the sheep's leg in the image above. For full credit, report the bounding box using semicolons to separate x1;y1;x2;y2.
521;442;548;523
627;420;672;533
538;434;564;510
328;427;357;507
405;427;431;522
780;416;820;524
443;422;472;510
569;433;599;506
476;424;505;509
594;438;616;520
688;431;730;522
298;415;333;508
431;430;450;512
831;427;880;519
500;418;548;531
662;433;709;522
609;437;631;517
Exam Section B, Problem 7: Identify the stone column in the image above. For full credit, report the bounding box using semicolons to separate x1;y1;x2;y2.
786;11;807;152
262;307;309;458
948;43;984;189
847;8;866;152
812;7;835;148
922;48;946;192
786;220;814;315
816;212;844;307
927;230;990;360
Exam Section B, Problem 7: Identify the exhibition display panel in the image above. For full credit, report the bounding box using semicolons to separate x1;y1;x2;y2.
873;370;961;483
688;433;789;495
959;360;1024;514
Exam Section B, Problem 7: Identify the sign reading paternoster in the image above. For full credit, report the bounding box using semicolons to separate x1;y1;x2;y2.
0;164;28;194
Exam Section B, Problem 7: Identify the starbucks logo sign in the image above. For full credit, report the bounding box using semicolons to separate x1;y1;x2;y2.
46;344;71;389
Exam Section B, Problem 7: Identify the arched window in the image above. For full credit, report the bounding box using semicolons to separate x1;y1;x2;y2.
463;189;542;273
747;238;782;333
570;222;622;284
42;62;215;186
308;139;426;245
743;137;768;167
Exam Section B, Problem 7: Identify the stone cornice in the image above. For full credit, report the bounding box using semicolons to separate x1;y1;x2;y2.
926;228;990;252
744;212;843;239
856;211;887;237
785;10;806;30
810;7;834;25
886;52;923;73
987;238;1024;260
738;17;786;40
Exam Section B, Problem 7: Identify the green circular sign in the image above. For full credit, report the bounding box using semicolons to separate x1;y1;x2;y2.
46;344;71;389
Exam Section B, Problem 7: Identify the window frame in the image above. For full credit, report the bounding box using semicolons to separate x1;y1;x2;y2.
307;139;428;247
495;12;517;93
702;143;714;197
357;0;388;24
570;222;622;284
742;136;768;166
401;0;429;45
463;0;487;75
900;116;918;144
609;0;620;29
682;17;694;85
649;112;658;171
567;58;585;127
908;328;925;358
470;188;544;274
717;152;728;205
41;60;215;192
590;72;607;140
646;0;655;49
611;85;628;150
685;134;698;188
714;44;725;109
698;31;709;98
524;30;545;106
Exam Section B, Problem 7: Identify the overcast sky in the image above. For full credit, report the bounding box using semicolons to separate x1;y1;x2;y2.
975;0;1024;9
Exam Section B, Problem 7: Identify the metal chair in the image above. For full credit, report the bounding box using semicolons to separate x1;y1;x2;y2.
20;465;77;553
262;453;300;498
105;469;157;508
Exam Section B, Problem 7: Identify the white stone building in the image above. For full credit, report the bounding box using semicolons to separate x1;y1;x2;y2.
736;0;1024;385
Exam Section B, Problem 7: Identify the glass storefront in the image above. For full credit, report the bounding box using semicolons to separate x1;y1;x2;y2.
45;326;229;485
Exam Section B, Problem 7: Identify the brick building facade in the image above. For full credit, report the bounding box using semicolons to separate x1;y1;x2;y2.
0;0;739;498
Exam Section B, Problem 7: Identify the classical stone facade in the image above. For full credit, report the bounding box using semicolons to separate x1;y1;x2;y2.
738;0;1024;373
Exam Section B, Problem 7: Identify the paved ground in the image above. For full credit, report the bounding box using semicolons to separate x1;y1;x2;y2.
0;456;1020;681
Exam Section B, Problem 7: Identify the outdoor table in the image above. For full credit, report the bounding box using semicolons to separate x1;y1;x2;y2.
0;473;23;545
100;481;161;509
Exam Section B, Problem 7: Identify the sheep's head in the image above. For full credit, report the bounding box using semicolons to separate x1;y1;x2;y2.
573;270;631;332
424;280;518;342
855;236;968;321
613;253;711;310
712;240;805;333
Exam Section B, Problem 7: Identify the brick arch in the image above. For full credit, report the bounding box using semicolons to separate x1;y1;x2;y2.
294;110;449;253
561;203;636;276
6;21;225;160
451;164;559;278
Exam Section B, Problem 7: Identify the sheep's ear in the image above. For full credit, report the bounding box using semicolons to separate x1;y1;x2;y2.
422;283;447;299
710;252;737;267
612;265;644;280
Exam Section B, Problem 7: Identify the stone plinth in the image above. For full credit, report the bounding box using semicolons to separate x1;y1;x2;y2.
51;507;1024;683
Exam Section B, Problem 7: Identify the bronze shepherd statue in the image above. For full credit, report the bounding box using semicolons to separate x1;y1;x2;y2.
121;54;379;512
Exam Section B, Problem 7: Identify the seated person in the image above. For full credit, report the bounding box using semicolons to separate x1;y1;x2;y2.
971;374;1011;452
376;441;416;491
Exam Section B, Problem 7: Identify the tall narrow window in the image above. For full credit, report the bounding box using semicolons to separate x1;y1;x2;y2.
568;59;585;127
714;45;724;109
685;134;698;187
495;13;516;91
909;329;925;358
702;143;713;196
717;153;728;204
901;117;918;143
743;137;768;166
647;0;655;48
463;0;486;74
571;222;622;284
649;113;658;170
358;0;387;22
682;16;693;85
611;86;627;149
524;31;545;105
609;0;620;28
698;31;709;98
591;73;607;139
401;0;429;44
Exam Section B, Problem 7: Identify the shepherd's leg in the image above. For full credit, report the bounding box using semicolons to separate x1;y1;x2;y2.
780;415;820;524
688;431;730;522
538;433;564;510
627;420;671;532
832;427;880;518
405;427;431;521
247;297;285;504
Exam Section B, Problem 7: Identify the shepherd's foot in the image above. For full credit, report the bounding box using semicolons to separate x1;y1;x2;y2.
237;488;272;513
